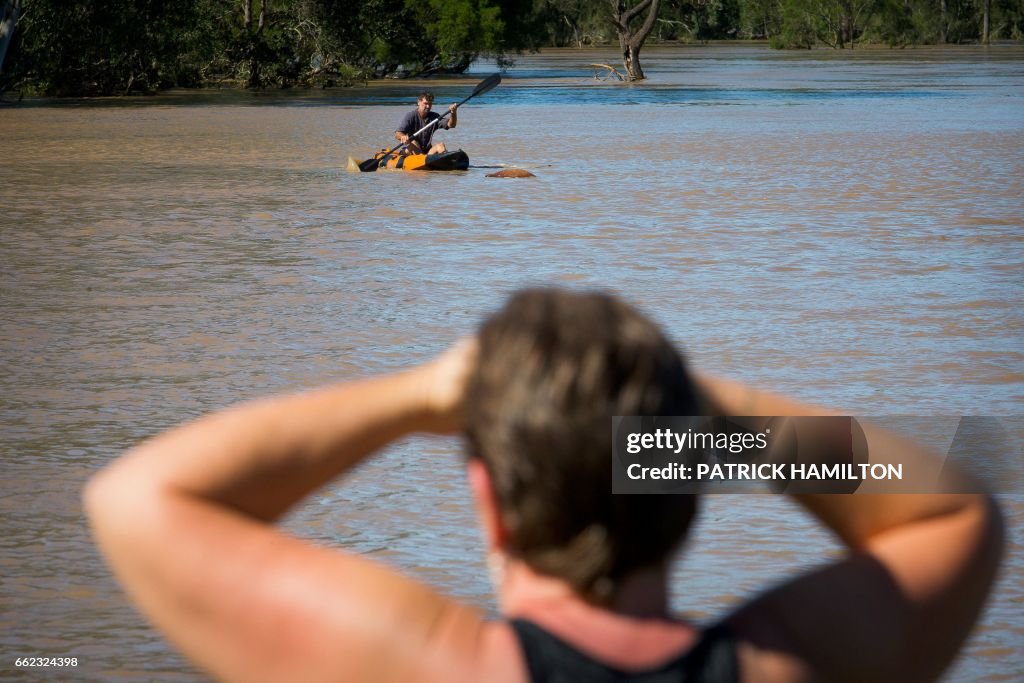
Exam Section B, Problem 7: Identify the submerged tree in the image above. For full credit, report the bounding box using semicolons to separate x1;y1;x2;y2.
611;0;660;80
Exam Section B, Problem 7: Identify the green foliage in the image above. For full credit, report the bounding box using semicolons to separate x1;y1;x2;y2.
2;0;542;95
868;0;924;46
311;0;432;76
740;0;783;37
994;0;1024;39
535;0;611;46
773;0;818;47
412;0;502;72
5;0;208;95
1;0;1021;95
673;0;742;41
767;0;1023;48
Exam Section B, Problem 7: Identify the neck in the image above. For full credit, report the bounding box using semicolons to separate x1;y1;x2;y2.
500;559;671;620
498;559;696;667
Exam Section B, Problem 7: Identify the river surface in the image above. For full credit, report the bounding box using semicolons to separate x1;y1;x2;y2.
1;45;1022;681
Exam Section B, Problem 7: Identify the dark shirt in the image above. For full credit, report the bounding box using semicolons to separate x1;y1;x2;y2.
509;619;738;683
397;109;449;151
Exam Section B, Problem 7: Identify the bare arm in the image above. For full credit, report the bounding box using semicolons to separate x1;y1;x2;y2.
84;346;493;682
696;373;1005;683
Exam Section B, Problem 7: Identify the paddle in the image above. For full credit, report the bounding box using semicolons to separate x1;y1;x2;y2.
354;72;501;173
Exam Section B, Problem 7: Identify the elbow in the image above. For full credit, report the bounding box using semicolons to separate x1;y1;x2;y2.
83;462;178;583
83;469;126;556
82;460;162;539
83;468;131;540
83;469;114;527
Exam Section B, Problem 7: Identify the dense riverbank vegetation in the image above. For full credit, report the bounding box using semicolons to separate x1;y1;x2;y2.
1;0;1021;95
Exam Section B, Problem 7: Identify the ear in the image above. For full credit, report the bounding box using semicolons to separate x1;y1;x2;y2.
467;459;509;552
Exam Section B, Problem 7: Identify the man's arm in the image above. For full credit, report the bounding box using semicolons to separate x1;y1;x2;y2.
395;110;415;145
696;373;1005;683
446;103;458;129
83;346;495;683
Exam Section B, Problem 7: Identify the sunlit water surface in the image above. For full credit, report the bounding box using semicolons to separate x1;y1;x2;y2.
2;45;1022;681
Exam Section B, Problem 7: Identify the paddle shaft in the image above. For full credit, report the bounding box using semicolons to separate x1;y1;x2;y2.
359;73;501;172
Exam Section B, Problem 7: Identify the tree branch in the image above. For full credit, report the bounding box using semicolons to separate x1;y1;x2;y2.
622;0;655;25
630;0;660;47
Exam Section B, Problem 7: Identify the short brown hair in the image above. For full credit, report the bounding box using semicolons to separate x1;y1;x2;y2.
417;91;434;102
465;289;699;604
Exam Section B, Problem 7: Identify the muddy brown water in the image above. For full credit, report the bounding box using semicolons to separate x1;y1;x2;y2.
1;45;1022;681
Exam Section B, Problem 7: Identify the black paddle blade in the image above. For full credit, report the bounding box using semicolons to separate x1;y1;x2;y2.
358;156;381;172
471;73;501;99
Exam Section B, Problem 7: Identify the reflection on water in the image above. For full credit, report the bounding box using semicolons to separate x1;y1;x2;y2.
1;45;1022;682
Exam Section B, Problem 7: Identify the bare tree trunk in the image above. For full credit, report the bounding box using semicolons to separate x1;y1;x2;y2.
940;0;948;43
845;1;854;49
242;0;267;88
0;0;21;75
611;0;660;81
982;0;991;44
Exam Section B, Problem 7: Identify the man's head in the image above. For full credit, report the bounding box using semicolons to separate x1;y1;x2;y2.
465;289;700;605
416;91;434;116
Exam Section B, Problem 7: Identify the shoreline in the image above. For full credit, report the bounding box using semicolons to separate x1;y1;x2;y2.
4;41;1022;102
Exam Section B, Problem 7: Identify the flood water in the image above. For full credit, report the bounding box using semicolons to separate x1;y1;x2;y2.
1;45;1022;681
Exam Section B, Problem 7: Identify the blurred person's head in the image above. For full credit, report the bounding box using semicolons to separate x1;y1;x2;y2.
465;288;700;605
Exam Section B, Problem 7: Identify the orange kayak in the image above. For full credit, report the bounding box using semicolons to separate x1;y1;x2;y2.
352;149;469;172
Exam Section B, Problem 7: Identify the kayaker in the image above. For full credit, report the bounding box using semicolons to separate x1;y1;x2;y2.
85;288;1004;683
395;90;457;155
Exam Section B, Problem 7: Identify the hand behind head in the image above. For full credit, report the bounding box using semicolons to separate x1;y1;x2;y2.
418;338;477;434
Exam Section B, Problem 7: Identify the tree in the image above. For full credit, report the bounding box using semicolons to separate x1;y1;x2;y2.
740;0;784;38
2;0;211;95
5;0;1022;95
611;0;660;80
0;0;20;75
313;0;541;79
773;0;878;47
240;0;267;87
539;0;614;46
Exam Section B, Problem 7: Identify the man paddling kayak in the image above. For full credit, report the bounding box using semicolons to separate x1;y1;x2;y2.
349;74;499;172
395;91;458;155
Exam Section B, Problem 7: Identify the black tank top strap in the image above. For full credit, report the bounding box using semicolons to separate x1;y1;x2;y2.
509;619;738;683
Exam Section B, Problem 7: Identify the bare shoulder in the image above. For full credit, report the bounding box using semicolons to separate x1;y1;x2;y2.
87;484;525;683
208;531;527;683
